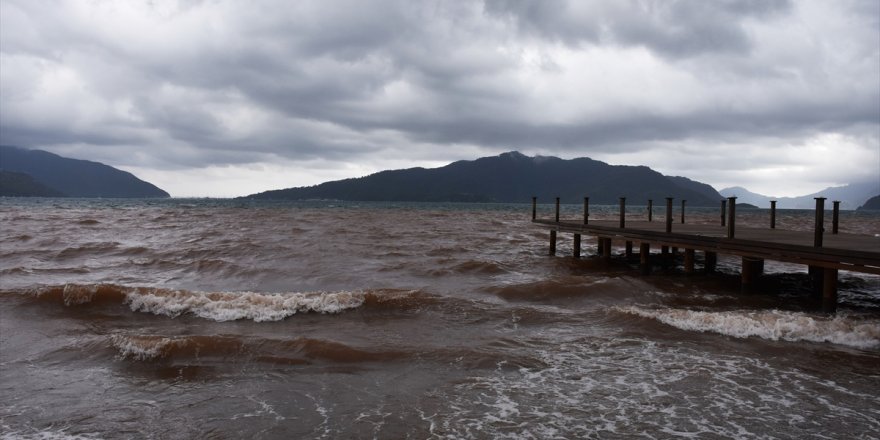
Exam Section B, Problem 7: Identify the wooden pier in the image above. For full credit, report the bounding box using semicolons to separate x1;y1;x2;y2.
532;196;880;312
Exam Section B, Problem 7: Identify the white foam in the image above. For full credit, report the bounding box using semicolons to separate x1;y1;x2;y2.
110;334;177;360
123;289;366;322
614;306;880;349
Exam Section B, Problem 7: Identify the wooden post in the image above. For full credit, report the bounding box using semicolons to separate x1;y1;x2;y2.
665;197;673;233
549;230;557;255
770;200;776;229
625;241;633;258
681;200;686;224
573;234;581;259
583;197;589;225
597;237;604;256
721;199;727;226
640;242;651;275
684;248;695;274
727;197;737;239
532;196;537;221
704;251;717;273
832;201;840;234
619;197;626;228
814;197;825;247
823;267;838;313
648;199;653;222
809;265;823;298
741;257;763;293
602;238;611;261
555;197;560;223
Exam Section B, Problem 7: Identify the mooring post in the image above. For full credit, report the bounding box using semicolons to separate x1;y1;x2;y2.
573;234;581;259
555;197;560;223
823;267;838;313
814;197;826;247
727;197;737;239
549;230;557;255
665;197;673;233
681;200;686;224
704;251;717;273
619;197;626;228
583;197;589;224
770;200;776;229
647;199;653;222
832;201;840;234
640;242;651;275
532;196;537;221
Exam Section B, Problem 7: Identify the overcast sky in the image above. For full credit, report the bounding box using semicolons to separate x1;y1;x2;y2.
1;0;878;198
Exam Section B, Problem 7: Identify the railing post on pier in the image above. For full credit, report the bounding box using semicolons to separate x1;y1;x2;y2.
770;200;776;229
583;197;589;225
619;197;626;229
647;199;653;222
681;200;686;224
665;198;673;233
555;197;560;223
814;197;826;247
720;199;727;227
531;196;537;221
726;197;737;239
832;201;840;234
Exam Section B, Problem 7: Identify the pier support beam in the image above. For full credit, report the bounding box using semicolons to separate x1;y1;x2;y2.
549;230;557;255
602;238;612;261
684;249;695;274
741;257;764;293
704;251;717;273
625;241;633;259
823;268;838;313
640;243;651;275
573;234;581;259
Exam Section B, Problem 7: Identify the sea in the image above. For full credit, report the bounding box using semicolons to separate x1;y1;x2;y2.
1;198;878;439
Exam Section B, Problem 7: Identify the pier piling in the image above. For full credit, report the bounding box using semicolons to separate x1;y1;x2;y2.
814;197;825;247
727;197;737;239
648;199;653;222
832;201;840;234
665;198;673;234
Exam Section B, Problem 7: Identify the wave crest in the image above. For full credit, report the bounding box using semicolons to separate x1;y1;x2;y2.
614;306;880;349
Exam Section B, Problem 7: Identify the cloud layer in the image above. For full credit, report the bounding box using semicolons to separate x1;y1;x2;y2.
1;0;878;197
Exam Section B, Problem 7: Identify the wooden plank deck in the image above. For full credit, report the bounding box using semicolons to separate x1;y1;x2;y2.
533;219;880;274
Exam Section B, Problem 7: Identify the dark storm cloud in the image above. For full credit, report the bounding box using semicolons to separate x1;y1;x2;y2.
0;0;877;197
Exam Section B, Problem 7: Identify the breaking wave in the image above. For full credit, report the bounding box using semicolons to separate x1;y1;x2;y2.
8;283;382;322
614;306;880;349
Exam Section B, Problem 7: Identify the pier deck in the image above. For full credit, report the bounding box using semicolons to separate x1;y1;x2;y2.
531;197;880;312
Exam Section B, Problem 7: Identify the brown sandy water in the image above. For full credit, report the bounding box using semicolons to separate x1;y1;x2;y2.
1;199;879;439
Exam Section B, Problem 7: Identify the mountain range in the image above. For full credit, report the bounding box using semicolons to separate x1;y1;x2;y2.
244;151;725;205
720;182;879;210
0;145;169;198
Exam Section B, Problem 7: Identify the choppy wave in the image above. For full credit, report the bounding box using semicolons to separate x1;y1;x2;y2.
614;306;880;349
7;284;385;322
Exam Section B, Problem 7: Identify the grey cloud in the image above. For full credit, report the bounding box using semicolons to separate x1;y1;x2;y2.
0;0;877;197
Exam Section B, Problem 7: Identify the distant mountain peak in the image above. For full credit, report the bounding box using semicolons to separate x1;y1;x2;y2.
0;145;169;198
243;151;723;205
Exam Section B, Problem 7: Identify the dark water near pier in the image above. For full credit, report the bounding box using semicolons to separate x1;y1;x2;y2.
1;198;879;439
